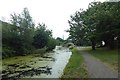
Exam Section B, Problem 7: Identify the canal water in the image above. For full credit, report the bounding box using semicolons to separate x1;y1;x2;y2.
2;46;72;79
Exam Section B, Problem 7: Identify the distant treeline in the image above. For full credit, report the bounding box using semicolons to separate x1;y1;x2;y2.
67;2;120;50
2;8;63;58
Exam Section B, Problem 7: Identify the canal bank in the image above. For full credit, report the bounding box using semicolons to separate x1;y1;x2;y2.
61;48;88;78
2;46;72;79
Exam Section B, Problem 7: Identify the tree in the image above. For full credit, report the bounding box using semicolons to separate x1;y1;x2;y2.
68;1;120;50
10;7;35;55
47;37;57;51
2;7;57;58
33;23;50;49
67;10;91;46
86;2;120;49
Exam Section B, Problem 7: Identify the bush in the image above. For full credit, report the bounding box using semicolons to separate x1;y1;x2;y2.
2;46;16;58
34;47;47;55
47;38;57;51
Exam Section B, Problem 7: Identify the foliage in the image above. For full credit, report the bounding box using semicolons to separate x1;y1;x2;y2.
2;21;20;58
56;37;65;46
33;23;49;49
47;37;57;51
34;47;47;55
9;7;35;55
33;23;57;51
68;2;120;50
2;45;15;58
2;8;57;58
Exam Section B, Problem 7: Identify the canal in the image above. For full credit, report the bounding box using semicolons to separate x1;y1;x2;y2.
1;46;72;79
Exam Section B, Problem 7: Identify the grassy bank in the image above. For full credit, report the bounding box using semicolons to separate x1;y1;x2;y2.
61;48;88;78
81;47;118;71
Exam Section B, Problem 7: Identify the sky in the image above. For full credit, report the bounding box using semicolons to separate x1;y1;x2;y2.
0;0;106;39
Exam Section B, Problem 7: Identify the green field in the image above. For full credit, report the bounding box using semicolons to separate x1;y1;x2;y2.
61;48;88;78
81;47;118;71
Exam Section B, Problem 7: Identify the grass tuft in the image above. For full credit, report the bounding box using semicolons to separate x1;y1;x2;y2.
61;48;88;78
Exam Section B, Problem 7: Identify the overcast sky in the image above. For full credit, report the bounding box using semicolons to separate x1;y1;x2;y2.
0;0;105;39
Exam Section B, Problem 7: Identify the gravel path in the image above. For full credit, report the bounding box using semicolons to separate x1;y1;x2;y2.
80;51;118;78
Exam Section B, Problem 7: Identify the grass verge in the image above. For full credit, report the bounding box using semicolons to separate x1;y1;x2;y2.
81;47;118;71
61;48;88;78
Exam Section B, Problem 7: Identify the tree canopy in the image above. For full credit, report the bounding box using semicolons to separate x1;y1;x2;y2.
2;8;57;58
67;1;120;50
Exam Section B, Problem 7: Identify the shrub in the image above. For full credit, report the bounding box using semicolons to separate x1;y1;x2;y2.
47;38;57;51
2;46;15;58
34;47;47;55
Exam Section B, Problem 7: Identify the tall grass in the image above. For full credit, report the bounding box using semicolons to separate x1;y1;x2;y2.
61;48;88;78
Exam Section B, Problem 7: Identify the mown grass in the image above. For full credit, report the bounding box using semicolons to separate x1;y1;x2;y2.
80;47;118;71
61;48;88;78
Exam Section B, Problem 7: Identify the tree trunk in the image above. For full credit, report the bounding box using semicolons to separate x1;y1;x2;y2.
92;40;95;50
104;37;115;49
91;37;96;50
109;38;115;49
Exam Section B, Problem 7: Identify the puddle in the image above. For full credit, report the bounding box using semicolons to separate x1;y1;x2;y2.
2;46;72;79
